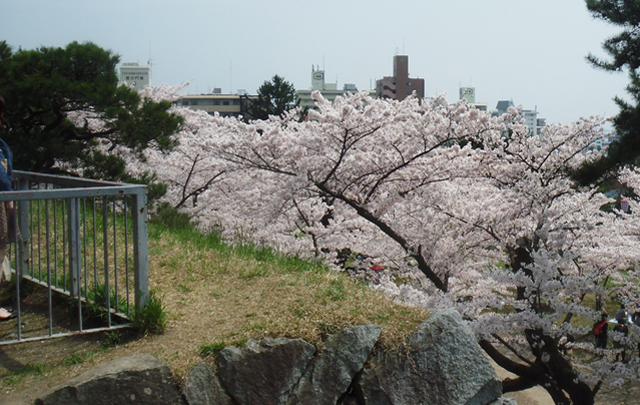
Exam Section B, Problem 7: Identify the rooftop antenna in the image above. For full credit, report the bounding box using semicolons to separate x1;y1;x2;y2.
230;61;232;94
403;37;405;54
323;54;325;72
147;41;154;79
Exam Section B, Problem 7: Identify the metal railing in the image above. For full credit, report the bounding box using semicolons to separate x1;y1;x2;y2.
0;171;149;344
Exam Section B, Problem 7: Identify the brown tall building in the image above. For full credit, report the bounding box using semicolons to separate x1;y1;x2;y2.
376;55;424;101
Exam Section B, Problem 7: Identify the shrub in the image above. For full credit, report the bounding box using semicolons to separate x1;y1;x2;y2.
133;290;167;335
151;202;194;231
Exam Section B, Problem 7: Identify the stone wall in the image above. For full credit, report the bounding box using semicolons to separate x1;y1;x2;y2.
36;309;517;405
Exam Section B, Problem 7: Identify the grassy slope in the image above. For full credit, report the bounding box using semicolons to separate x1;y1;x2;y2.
0;219;428;400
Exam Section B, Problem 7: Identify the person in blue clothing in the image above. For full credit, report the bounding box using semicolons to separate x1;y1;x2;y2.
0;95;16;321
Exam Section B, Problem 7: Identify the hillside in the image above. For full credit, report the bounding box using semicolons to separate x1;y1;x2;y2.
0;220;428;404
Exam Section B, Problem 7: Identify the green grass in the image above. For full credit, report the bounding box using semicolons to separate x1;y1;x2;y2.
198;337;251;357
323;279;346;301
133;290;167;335
198;341;226;356
178;284;192;293
0;206;430;398
65;351;97;366
3;364;47;386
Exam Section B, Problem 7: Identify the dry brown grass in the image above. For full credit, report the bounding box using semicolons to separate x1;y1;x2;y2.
0;224;428;403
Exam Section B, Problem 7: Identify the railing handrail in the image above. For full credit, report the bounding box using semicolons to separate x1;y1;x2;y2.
13;170;125;187
0;171;147;201
0;185;145;201
0;170;149;345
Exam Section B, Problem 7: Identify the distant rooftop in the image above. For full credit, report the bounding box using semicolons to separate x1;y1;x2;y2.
495;100;515;111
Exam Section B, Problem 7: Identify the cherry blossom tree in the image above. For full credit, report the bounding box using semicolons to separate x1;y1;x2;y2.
0;41;183;179
132;87;640;405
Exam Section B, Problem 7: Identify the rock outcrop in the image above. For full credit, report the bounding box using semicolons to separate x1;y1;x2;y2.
35;353;183;405
217;337;316;405
35;309;517;405
359;309;502;405
286;324;382;405
183;363;233;405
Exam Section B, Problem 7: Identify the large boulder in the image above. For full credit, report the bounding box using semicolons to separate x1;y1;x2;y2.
490;398;519;405
287;324;382;405
217;337;316;405
183;363;233;405
360;309;503;405
31;313;509;405
35;353;184;405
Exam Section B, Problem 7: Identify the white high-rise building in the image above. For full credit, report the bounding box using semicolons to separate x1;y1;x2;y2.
297;65;375;109
119;62;150;91
459;87;488;111
493;100;545;136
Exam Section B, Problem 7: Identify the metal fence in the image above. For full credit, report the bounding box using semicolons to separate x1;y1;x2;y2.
0;171;149;345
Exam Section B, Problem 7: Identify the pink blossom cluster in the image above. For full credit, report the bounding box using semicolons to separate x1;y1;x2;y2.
127;86;640;393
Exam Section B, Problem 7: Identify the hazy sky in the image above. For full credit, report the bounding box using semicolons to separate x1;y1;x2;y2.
1;0;633;125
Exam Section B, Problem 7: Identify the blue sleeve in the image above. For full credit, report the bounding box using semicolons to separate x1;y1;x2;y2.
0;138;13;192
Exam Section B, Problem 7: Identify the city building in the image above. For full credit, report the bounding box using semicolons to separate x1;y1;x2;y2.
119;62;150;91
592;131;619;151
376;55;424;101
493;100;546;136
459;87;488;111
175;89;255;119
297;66;375;109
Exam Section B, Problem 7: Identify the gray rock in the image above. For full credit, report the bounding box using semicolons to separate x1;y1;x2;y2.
217;337;316;405
35;353;184;405
360;309;502;405
183;363;233;405
287;324;382;405
489;398;519;405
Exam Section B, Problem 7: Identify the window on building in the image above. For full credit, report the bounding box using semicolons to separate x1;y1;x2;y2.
223;101;230;105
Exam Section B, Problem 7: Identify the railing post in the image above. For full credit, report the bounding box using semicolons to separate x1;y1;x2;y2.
17;177;29;277
67;198;80;297
132;189;149;311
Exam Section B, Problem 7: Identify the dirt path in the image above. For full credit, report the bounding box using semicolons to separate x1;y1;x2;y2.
491;359;555;405
492;357;640;405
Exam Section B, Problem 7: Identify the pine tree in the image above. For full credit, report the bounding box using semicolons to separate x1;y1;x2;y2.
0;41;182;180
249;75;299;120
575;0;640;184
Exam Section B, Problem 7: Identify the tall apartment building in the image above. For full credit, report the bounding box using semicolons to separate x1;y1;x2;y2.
459;87;488;111
493;100;546;136
376;55;424;101
119;62;150;91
